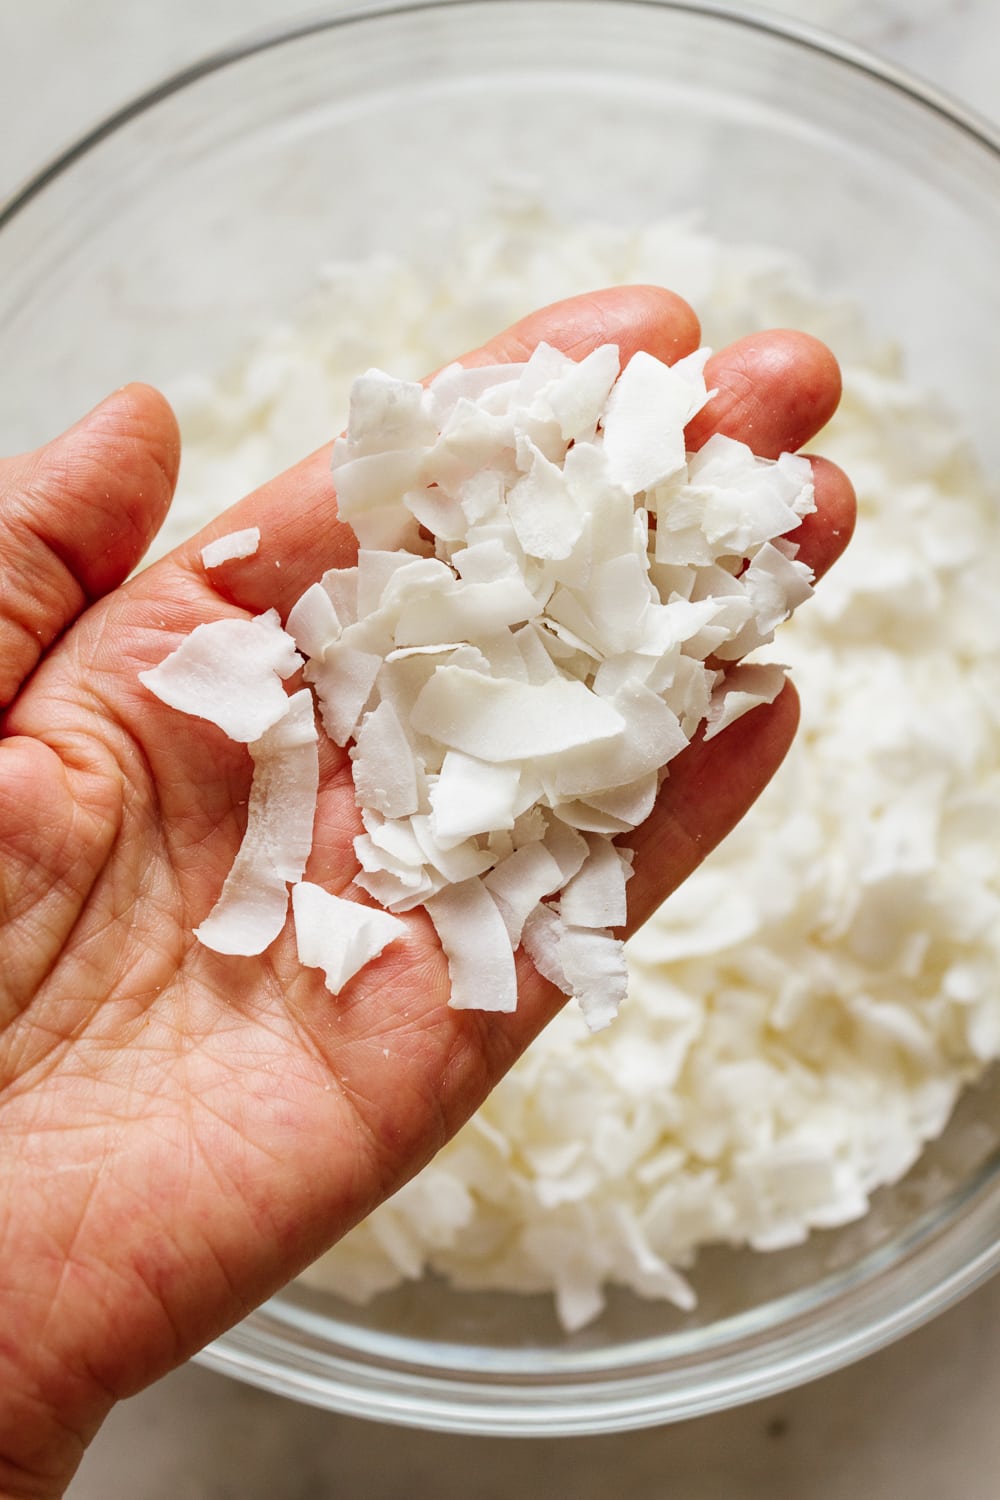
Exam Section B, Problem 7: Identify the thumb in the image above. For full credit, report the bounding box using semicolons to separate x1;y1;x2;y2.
0;383;180;707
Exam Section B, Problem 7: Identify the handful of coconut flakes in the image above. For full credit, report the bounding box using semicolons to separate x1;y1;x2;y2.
141;341;816;1030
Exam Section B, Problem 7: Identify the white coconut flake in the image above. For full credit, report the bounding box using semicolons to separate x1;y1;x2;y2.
200;527;261;568
558;835;633;929
306;642;382;746
552;801;635;835
540;343;621;442
139;609;302;742
585;772;660;828
362;807;425;864
332;442;431;516
286;581;344;659
713;543;815;660
321;567;360;629
543;682;687;799
506;441;583;560
411;668;626;761
195;689;319;955
344;369;437;453
521;903;574;995
425;880;519;1012
428;360;526;424
429;751;522;845
410;814;496;884
560;925;630;1033
292;881;407;994
484;843;567;946
685;433;810;553
601;349;709;494
355;865;444;914
350;699;421;819
393;573;541;645
584;552;654;654
703;662;789;741
356;549;438;616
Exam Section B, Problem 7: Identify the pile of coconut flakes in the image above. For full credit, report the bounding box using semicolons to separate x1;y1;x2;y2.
144;339;814;1031
155;201;1000;1332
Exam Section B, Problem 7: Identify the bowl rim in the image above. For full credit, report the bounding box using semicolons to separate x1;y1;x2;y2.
8;0;1000;1436
2;0;1000;230
198;1154;1000;1434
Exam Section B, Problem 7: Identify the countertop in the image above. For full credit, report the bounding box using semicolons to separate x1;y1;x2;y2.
3;2;1000;1496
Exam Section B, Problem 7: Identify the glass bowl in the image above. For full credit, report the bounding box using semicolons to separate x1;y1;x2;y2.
3;0;1000;1436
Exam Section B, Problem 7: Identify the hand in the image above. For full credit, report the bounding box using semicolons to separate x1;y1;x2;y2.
0;287;853;1498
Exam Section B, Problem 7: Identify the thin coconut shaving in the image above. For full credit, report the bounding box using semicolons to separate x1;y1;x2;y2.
200;526;261;568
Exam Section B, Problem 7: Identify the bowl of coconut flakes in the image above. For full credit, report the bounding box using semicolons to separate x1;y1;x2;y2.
5;0;1000;1434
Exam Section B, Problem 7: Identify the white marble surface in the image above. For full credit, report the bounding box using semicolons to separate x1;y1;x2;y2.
3;1;1000;1496
57;1275;1000;1499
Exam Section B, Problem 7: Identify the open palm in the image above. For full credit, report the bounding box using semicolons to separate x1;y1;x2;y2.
0;286;853;1498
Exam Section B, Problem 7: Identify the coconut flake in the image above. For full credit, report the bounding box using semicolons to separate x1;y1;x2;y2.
350;699;421;819
344;369;438;453
393;573;541;645
560;925;629;1032
411;668;625;761
362;807;425;862
585;772;660;829
543;682;687;799
559;835;633;929
685;433;810;553
703;662;789;741
586;552;655;654
358;549;443;616
540;818;590;885
306;642;382;746
321;567;360;628
200;527;261;568
292;880;407;994
428;360;527;424
563;442;635;557
484;843;566;946
410;815;496;884
521;903;573;995
506;440;583;561
425;880;518;1012
553;801;635;835
713;543;815;660
601;349;709;494
355;865;444;914
538;343;621;443
139;609;302;742
286;581;344;659
429;751;522;845
195;689;319;955
332;447;430;516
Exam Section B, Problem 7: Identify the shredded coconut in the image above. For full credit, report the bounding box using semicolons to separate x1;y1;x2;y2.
155;198;1000;1329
